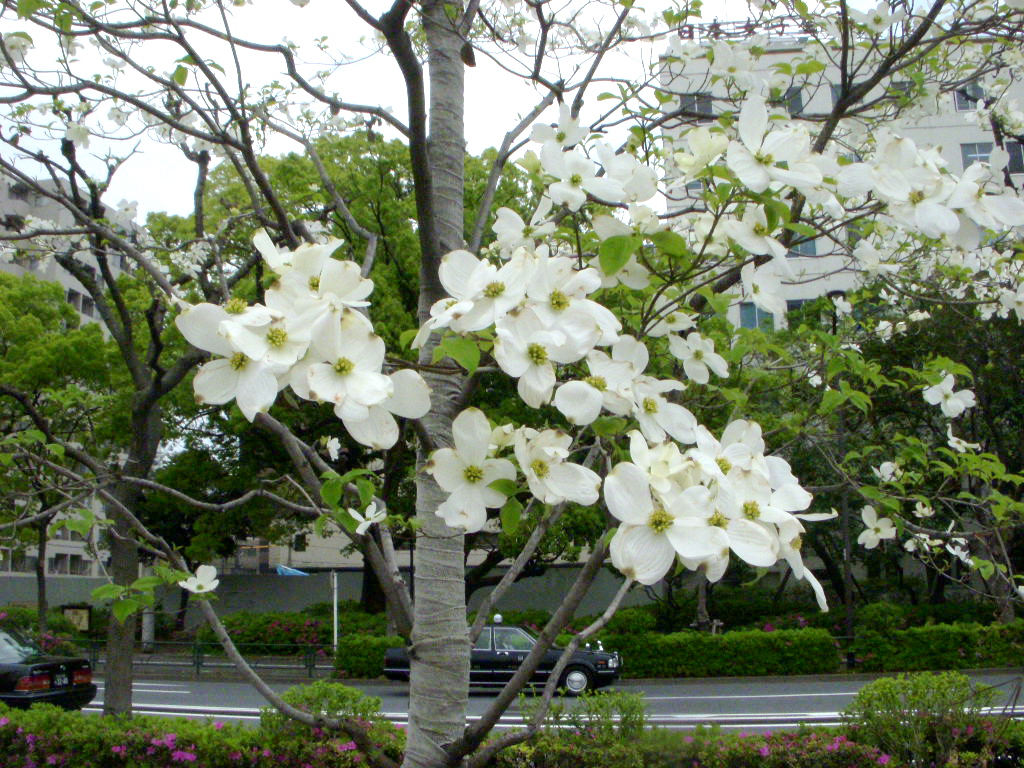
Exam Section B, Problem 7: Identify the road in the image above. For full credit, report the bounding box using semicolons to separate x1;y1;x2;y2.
84;671;1024;731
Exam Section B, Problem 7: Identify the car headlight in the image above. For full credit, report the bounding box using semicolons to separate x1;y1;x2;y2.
608;656;619;669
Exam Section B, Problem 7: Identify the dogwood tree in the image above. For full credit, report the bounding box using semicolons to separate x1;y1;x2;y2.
2;0;1024;766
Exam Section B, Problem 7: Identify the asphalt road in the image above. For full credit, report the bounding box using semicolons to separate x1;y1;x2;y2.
84;671;1024;731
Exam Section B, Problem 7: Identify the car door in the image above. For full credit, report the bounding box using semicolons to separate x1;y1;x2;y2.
491;627;536;684
470;627;497;686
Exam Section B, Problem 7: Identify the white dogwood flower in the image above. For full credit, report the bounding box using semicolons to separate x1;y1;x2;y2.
349;502;386;535
923;373;976;418
425;408;516;533
668;332;729;385
179;565;219;594
513;428;600;506
857;506;896;549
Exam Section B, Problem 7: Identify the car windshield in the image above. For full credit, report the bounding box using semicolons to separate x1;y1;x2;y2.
493;627;536;652
0;629;43;664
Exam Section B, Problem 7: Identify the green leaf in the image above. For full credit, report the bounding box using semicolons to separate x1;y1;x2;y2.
598;235;641;276
16;0;47;18
650;230;690;258
172;65;188;86
500;497;523;536
399;328;418;349
440;335;480;374
92;583;126;601
112;598;140;624
45;442;65;458
795;59;826;75
320;477;343;509
591;417;627;437
489;478;519;497
130;576;164;591
819;389;848;415
356;478;375;510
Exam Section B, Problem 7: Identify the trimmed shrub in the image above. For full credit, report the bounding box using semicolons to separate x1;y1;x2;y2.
602;627;839;678
852;620;1024;672
495;728;897;768
0;701;400;767
842;671;1006;766
334;635;403;678
197;608;389;654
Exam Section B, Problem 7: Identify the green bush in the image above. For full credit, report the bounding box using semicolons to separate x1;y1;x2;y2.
0;701;399;767
260;681;402;762
842;671;1005;765
334;635;403;678
0;605;83;654
198;608;390;654
495;728;898;768
852;620;1024;672
602;627;839;678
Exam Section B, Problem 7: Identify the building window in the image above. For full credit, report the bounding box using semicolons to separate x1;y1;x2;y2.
740;302;774;330
11;552;38;573
1008;141;1024;174
680;92;714;123
890;80;913;98
48;553;69;575
830;84;843;108
788;238;817;258
684;179;704;197
81;296;95;317
66;288;82;311
772;87;803;115
960;142;993;169
68;554;91;575
954;81;984;112
787;299;811;313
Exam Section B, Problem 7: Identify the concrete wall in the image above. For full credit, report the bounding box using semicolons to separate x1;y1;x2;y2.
2;566;653;629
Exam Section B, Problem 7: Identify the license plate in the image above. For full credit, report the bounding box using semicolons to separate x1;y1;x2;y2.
52;673;68;688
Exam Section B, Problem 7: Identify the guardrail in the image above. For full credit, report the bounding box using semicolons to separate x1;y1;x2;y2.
86;640;333;678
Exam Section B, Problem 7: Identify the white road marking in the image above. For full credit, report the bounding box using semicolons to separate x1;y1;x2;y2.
643;692;859;701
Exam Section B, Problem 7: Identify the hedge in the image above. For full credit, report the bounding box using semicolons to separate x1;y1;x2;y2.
601;627;840;678
334;635;404;678
0;701;403;768
852;620;1024;672
196;608;388;654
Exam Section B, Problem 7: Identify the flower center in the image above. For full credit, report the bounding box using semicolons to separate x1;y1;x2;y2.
522;225;534;236
570;173;583;187
334;357;355;375
530;459;549;478
708;510;728;528
484;281;505;299
556;130;566;143
527;343;549;366
229;352;248;371
742;500;761;520
308;276;320;291
225;297;248;314
647;506;674;534
716;457;732;474
693;348;704;360
791;535;802;551
549;290;570;311
584;375;607;391
463;465;484;484
266;327;288;348
753;223;769;236
642;397;659;414
908;190;925;204
755;152;774;165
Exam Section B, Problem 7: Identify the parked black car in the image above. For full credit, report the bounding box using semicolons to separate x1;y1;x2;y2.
0;628;97;710
384;620;621;694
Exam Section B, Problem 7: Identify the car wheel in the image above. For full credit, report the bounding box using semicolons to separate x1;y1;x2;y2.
559;665;593;696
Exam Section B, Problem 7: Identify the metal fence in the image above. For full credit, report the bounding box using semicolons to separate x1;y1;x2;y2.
86;640;334;678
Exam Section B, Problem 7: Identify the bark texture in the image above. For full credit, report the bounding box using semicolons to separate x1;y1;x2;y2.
403;1;468;765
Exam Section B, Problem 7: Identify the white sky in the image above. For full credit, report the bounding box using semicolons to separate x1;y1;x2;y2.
87;0;746;217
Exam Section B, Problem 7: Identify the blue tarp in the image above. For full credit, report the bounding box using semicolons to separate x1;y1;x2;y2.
275;564;309;576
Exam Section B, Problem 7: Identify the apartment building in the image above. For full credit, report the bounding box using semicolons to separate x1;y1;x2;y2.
661;18;1024;328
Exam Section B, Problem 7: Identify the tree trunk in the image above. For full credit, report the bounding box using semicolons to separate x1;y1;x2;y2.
35;521;48;636
360;551;387;614
103;401;164;715
403;1;468;765
694;575;710;631
103;515;139;715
